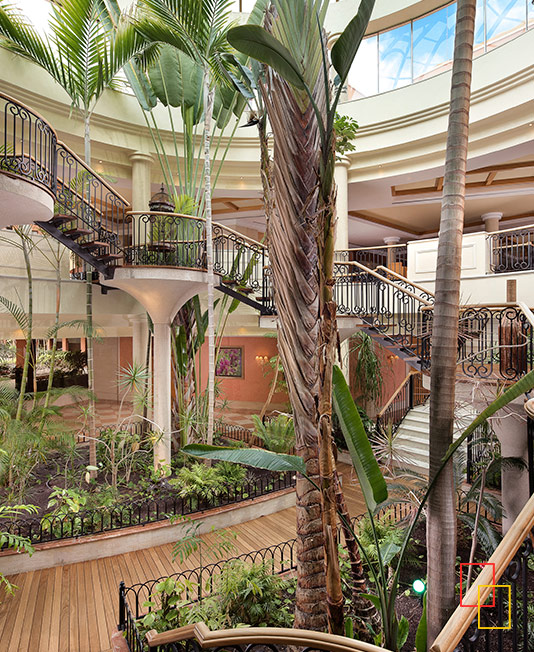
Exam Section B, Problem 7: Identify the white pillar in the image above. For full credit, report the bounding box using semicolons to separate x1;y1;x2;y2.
492;400;530;534
131;313;149;369
481;212;502;233
334;156;350;252
384;236;401;269
152;321;172;472
334;156;351;379
129;152;154;211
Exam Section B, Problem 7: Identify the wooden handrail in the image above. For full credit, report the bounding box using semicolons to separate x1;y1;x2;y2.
486;222;534;236
336;260;434;306
375;265;435;298
376;370;419;419
430;492;534;652
341;243;407;252
146;622;394;651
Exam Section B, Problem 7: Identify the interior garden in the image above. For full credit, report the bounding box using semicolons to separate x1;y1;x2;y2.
0;1;533;652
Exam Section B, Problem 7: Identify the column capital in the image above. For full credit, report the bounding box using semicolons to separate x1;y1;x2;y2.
481;211;503;222
129;312;147;326
335;155;351;169
383;236;401;245
129;151;154;165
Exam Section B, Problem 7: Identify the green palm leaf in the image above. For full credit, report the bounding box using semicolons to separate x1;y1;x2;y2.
0;296;28;333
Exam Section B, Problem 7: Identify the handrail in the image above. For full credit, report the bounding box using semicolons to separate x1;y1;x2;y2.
56;140;130;206
375;265;435;298
376;369;419;419
487;222;534;236
0;90;58;138
336;260;434;306
430;492;534;652
146;621;394;651
127;210;206;221
342;243;407;252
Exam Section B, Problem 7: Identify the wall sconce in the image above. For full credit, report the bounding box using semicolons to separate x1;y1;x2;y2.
255;355;269;364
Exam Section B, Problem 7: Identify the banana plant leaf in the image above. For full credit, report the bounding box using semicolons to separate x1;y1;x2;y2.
182;444;306;474
332;365;387;512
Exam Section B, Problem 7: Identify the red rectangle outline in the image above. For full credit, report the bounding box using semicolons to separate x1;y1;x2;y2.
460;563;496;607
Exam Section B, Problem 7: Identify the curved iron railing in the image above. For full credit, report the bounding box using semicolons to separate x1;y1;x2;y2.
488;226;534;274
1;469;295;548
125;212;206;269
0;91;57;194
336;244;407;271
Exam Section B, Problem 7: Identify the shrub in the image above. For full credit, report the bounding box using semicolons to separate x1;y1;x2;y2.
189;560;294;628
251;414;295;453
169;462;224;499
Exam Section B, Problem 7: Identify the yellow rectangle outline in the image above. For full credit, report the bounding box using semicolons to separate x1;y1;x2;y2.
477;585;511;630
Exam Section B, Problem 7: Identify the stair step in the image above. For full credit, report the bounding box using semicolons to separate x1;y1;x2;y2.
396;424;429;436
95;253;121;262
63;228;92;240
50;215;74;226
80;241;110;250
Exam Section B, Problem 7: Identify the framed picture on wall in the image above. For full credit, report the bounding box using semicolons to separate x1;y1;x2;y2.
216;347;243;378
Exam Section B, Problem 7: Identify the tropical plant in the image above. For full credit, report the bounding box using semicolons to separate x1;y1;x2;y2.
139;577;191;635
251;413;295;453
193;559;294;628
334;112;359;159
0;501;37;595
426;0;477;641
226;0;377;632
0;0;135;476
171;516;237;567
182;364;534;650
350;331;383;411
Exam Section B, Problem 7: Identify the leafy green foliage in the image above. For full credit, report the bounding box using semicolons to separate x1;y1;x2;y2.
350;331;384;407
138;577;190;635
183;443;305;474
334;112;358;158
171;516;237;566
332;365;388;511
0;502;37;595
357;511;416;575
251;413;295;453
190;560;294;628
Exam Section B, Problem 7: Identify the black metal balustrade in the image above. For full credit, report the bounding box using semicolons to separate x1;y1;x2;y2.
455;305;534;381
489;227;534;273
125;212;206;269
0;92;57;194
333;262;433;367
456;536;534;652
1;469;295;548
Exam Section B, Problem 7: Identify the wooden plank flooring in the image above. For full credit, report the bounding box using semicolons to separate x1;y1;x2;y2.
0;464;365;652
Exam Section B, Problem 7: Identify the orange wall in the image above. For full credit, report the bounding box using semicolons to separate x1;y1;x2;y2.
198;336;288;406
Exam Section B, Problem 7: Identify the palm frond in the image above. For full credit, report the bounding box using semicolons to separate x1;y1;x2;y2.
0;295;29;333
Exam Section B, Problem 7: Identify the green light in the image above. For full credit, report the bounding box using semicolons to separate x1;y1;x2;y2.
412;579;426;594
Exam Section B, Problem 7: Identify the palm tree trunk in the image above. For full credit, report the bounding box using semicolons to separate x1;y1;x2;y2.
427;0;476;643
15;232;33;420
203;74;215;446
83;114;97;476
39;258;61;435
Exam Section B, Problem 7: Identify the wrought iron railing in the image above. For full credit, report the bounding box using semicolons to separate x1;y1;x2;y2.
376;371;429;434
124;212;206;268
1;469;295;548
488;226;534;274
0;91;57;195
337;244;407;271
334;261;433;366
454;305;534;380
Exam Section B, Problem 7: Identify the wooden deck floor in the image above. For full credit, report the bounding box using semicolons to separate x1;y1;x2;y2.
0;464;365;652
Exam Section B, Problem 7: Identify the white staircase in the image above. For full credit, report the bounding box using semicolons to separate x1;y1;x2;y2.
394;403;476;473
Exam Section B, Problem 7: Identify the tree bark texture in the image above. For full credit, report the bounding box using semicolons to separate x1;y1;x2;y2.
427;0;476;644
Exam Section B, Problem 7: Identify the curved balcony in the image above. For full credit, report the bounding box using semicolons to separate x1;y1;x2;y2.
0;92;56;224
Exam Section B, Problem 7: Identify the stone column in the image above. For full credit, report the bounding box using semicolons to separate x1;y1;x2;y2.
334;156;350;252
334;156;351;378
152;321;171;471
492;399;530;533
481;212;502;233
131;313;149;369
384;236;401;269
129;152;154;211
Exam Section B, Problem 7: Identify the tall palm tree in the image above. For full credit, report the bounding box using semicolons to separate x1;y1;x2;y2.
119;0;242;446
427;0;477;644
0;0;130;472
227;0;375;633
